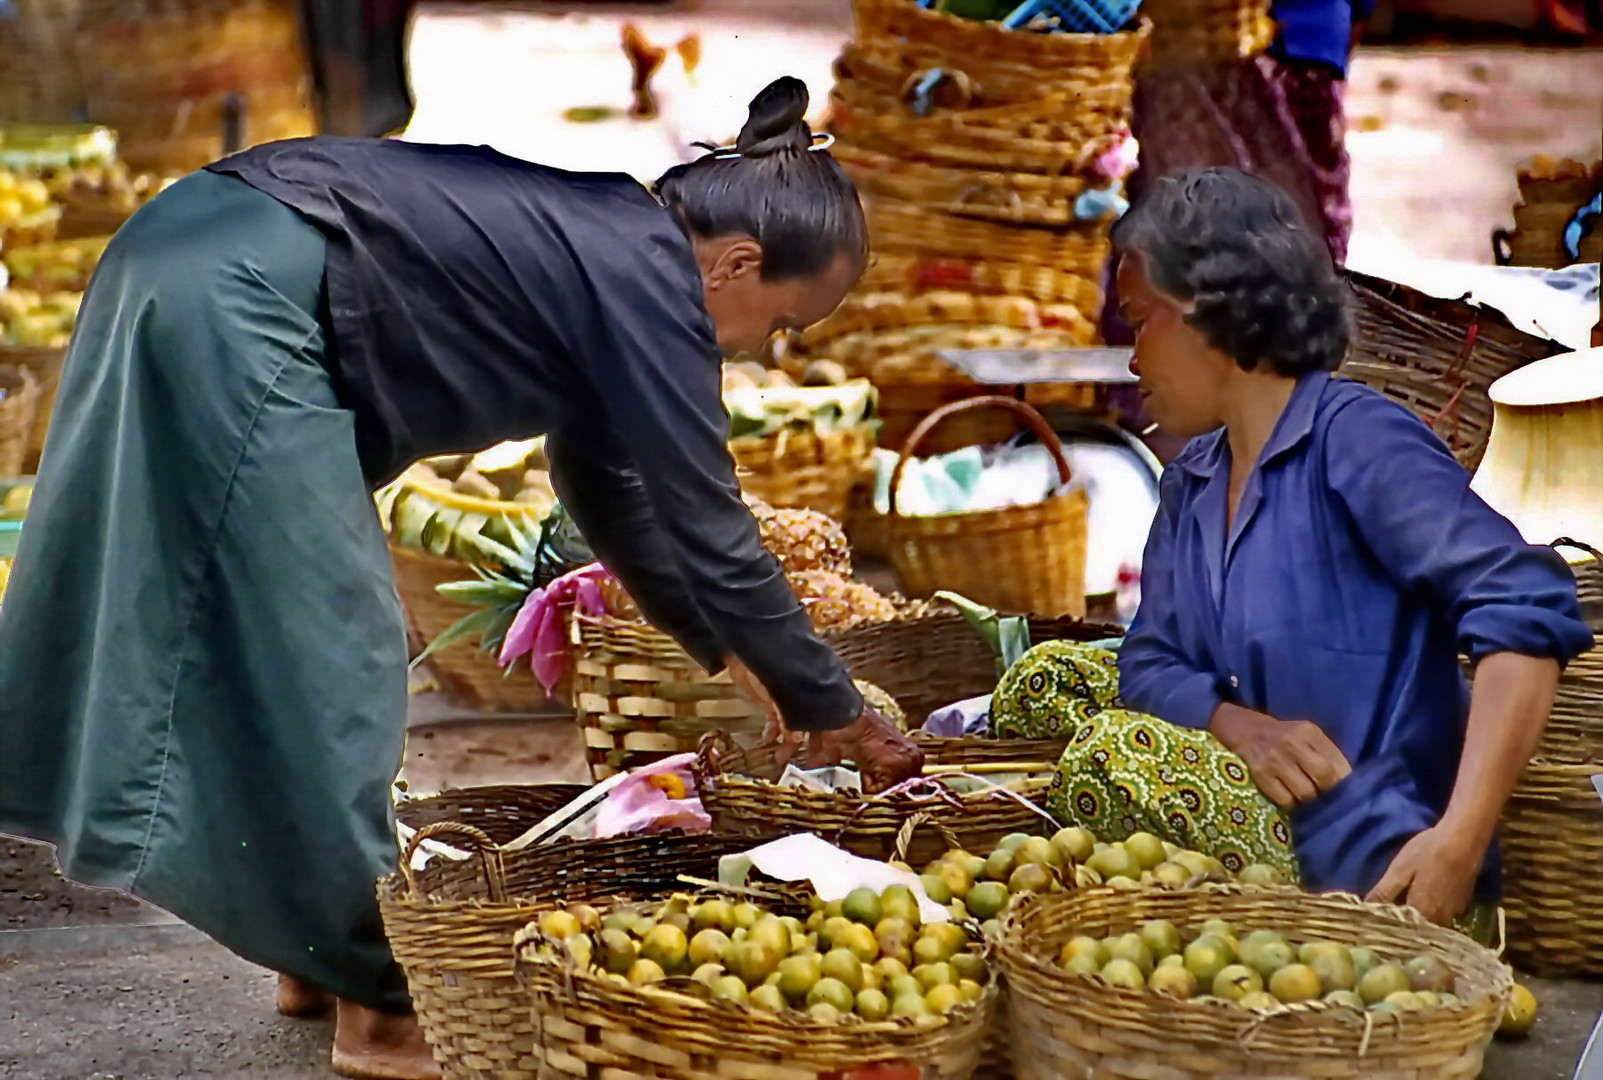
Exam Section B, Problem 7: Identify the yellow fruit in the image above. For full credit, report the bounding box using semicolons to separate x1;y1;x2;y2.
808;1002;842;1022
1496;983;1537;1039
1358;964;1411;1006
1138;920;1182;961
1008;863;1055;896
568;904;602;933
842;888;882;927
926;921;969;956
1014;836;1064;871
748;916;792;959
1405;955;1455;994
1212;965;1264;1003
892;993;933;1019
1325;990;1366;1011
729;940;781;988
874;957;909;983
1099;959;1146;991
1172;850;1214;878
1050;827;1096;864
838;922;880;964
1384;990;1426;1011
807;977;856;1014
1246;941;1295;981
1268;964;1322;1003
539;910;583;940
628;958;666;985
998;832;1032;852
641;924;690;974
1183;937;1234;987
880;890;921;928
951;953;987;985
919;874;953;906
889;974;924;1001
965;882;1010;921
1123;833;1167;871
777;953;823;1005
1415;991;1442;1008
1200;920;1236;946
861;964;883;992
2;485;29;515
692;962;725;986
1238;991;1282;1011
913;962;955;991
598;929;638;974
821;948;865;993
564;934;593;969
1237;863;1290;886
689;929;731;968
1061;953;1102;976
1151;862;1192;887
980;919;1002;940
1107;933;1155;978
819;917;854;953
984;849;1015;882
855;988;891;1020
1309;949;1357;995
957;855;988;883
749;984;786;1012
1086;846;1142;882
1148;964;1199;999
1349;947;1381;982
731;902;762;930
925;983;964;1014
1060;936;1110;968
939;862;974;900
693;899;736;935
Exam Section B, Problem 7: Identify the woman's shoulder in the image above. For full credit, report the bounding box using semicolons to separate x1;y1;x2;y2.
1315;376;1446;446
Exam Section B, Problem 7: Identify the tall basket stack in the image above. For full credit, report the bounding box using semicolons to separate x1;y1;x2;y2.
1493;157;1602;269
791;0;1150;452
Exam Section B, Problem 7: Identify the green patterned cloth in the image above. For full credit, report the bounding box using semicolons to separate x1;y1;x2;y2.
989;641;1497;946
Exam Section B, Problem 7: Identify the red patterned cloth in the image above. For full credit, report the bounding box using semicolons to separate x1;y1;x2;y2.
1131;54;1352;266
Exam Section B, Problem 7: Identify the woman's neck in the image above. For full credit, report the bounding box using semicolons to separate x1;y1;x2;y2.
1223;372;1299;474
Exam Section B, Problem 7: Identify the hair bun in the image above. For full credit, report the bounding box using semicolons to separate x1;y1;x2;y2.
735;76;812;157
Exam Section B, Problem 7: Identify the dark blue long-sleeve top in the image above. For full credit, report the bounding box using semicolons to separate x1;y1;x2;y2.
1271;0;1371;76
1120;372;1593;899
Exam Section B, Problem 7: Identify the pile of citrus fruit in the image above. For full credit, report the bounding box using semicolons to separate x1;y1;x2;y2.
517;886;991;1024
1056;918;1466;1015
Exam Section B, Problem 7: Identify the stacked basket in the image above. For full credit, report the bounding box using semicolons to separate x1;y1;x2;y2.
1493;157;1602;270
792;0;1150;452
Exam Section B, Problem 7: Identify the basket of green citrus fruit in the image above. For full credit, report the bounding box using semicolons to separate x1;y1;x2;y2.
996;883;1514;1080
512;881;998;1080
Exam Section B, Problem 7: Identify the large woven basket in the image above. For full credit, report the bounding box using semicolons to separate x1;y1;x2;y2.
730;422;875;520
856;251;1105;311
571;613;767;782
394;784;590;847
1492;159;1602;269
514;910;997;1080
378;823;782;1080
885;397;1089;617
0;365;41;478
1555;539;1603;631
0;346;59;472
998;885;1514;1080
1341;269;1566;472
0;1;85;124
1139;0;1274;68
390;543;565;713
865;195;1115;278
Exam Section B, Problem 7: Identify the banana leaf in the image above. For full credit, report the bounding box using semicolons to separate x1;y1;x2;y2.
936;590;1032;676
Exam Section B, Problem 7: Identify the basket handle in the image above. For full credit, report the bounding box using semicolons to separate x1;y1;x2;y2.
886;395;1073;519
1491;228;1514;266
890;811;963;865
1551;537;1603;564
399;820;508;903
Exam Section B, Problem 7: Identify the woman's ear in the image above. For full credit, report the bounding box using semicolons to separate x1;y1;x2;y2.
703;237;764;292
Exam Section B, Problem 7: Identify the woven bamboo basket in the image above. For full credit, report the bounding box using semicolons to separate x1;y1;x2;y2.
1139;0;1275;68
835;141;1100;228
805;289;1098;345
998;885;1514;1080
858;251;1105;311
826;608;1121;728
1492;159;1601;270
390;543;567;713
0;1;86;124
1341;269;1566;472
55;195;141;240
394;784;590;847
0;365;41;478
379;824;784;1080
865;194;1115;277
1554;538;1603;631
0;345;64;472
513;869;998;1080
884;397;1089;616
730;422;875;520
1498;756;1603;977
571;613;767;782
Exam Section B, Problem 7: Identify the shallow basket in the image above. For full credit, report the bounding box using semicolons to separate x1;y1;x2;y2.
998;885;1514;1080
0;365;41;478
730;422;875;520
884;397;1089;617
515;926;997;1080
379;823;782;1080
394;783;590;847
1341;269;1566;472
571;613;766;782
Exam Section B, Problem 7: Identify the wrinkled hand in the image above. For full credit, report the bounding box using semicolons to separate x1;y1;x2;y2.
726;656;781;730
1367;824;1482;925
772;702;924;794
1210;703;1351;810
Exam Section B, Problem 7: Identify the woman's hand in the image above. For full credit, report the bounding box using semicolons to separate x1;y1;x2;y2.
809;703;925;794
1367;823;1483;925
725;655;782;733
1209;703;1352;810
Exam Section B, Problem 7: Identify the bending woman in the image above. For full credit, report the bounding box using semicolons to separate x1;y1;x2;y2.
999;168;1592;932
0;78;920;1080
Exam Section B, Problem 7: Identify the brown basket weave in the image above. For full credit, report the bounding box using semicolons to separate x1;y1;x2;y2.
514;899;997;1080
1341;269;1566;472
998;885;1513;1080
394;784;590;848
571;613;766;782
390;544;566;714
884;397;1089;617
858;251;1106;311
379;824;784;1080
1492;160;1602;270
865;195;1115;278
730;422;875;520
1139;0;1275;68
0;365;41;478
0;345;63;473
1556;539;1603;632
827;607;1122;728
1499;756;1603;978
0;2;85;124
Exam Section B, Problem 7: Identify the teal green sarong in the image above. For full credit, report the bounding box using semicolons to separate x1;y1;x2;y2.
0;170;412;1011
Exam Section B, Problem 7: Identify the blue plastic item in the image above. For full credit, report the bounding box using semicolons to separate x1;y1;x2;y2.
1004;0;1141;33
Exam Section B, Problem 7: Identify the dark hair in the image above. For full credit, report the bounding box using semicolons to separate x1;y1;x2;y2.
1111;168;1350;377
654;77;867;280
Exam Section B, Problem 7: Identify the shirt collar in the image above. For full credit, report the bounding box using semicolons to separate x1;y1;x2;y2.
1172;372;1333;479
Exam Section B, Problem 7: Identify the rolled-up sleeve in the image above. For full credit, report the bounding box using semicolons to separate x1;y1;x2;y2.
1119;476;1227;730
1323;395;1594;666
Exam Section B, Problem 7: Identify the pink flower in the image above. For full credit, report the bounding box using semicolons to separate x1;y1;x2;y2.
499;563;613;694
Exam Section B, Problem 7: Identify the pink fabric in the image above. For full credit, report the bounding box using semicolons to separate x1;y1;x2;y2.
498;563;611;694
1093;129;1140;185
593;753;711;838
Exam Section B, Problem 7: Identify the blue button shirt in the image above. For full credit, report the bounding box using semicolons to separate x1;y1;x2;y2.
1120;373;1593;899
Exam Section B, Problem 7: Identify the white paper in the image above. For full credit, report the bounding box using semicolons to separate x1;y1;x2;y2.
779;764;861;793
719;834;950;924
1592;774;1602;803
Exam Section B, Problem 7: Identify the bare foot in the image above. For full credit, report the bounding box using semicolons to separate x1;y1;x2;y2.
276;974;335;1018
332;999;442;1080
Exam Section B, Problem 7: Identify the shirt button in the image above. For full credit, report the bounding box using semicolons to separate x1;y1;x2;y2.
1229;675;1240;688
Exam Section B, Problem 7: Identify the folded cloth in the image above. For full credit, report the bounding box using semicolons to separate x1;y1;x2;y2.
925;695;993;737
498;562;611;693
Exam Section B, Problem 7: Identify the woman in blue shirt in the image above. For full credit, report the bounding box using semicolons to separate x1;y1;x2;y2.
996;168;1592;930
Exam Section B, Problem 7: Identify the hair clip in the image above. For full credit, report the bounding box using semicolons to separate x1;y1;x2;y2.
705;132;835;160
